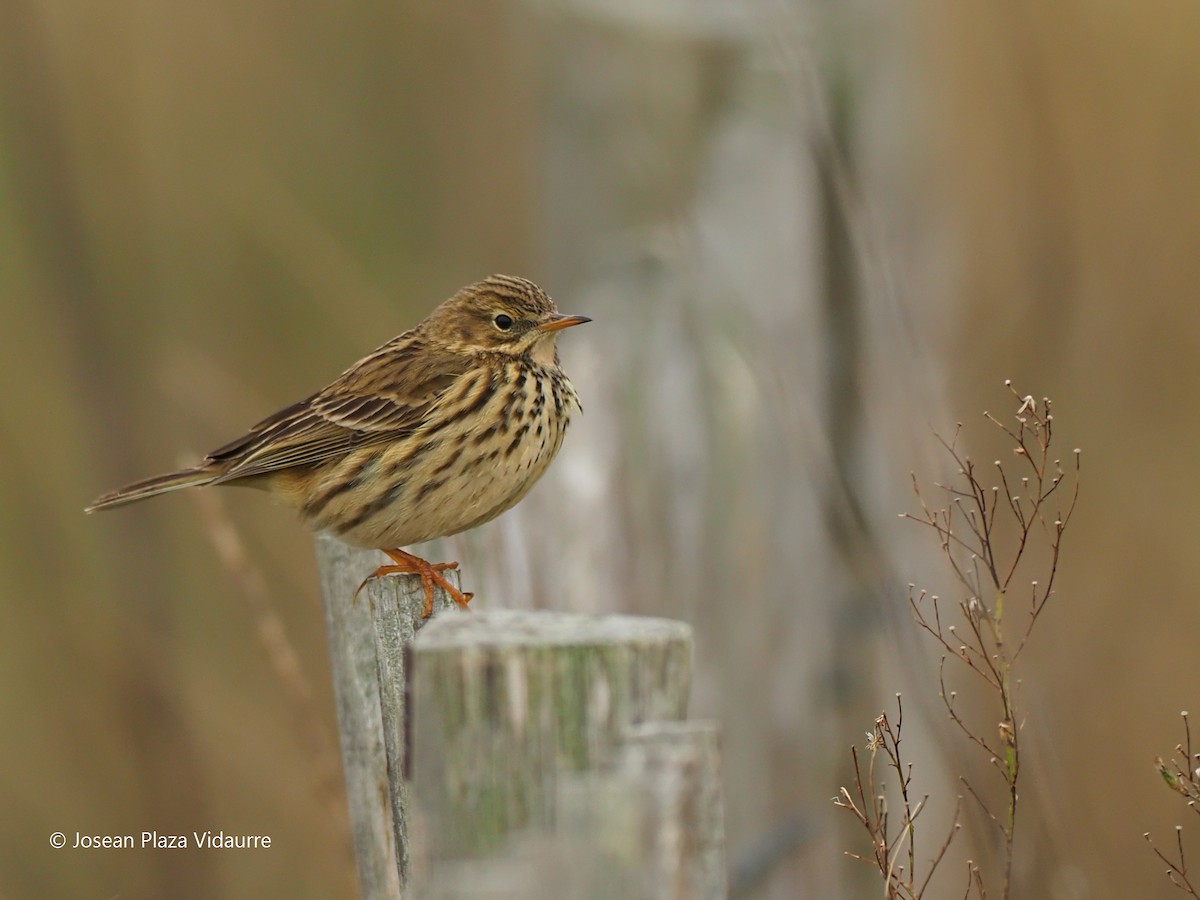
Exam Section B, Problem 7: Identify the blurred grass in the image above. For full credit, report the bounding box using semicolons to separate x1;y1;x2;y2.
0;2;536;896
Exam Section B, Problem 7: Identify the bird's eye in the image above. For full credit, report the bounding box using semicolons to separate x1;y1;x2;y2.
493;314;514;331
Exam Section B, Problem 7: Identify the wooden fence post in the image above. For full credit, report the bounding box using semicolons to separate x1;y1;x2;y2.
408;610;695;874
315;534;460;899
613;721;727;897
316;539;723;897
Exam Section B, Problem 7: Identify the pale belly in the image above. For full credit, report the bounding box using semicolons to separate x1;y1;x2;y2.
293;363;578;549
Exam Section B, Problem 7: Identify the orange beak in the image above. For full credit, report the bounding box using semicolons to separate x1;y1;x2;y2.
538;313;592;333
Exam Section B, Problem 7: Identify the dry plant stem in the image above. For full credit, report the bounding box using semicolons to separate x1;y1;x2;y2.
898;384;1080;900
1147;712;1200;896
1145;828;1200;898
835;697;966;900
963;862;987;900
1157;712;1200;809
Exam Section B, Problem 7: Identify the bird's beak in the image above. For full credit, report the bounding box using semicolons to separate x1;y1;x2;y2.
538;313;592;333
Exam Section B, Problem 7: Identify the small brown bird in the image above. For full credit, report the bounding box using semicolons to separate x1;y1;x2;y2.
87;275;590;616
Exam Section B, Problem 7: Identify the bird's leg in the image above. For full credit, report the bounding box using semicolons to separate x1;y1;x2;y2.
353;548;474;618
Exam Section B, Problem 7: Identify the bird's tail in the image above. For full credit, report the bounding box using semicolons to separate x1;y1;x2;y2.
85;466;219;512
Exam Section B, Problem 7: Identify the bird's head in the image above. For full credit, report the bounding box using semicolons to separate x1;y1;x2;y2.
427;275;590;364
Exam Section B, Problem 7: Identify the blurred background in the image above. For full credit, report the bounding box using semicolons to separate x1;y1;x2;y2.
3;0;1200;897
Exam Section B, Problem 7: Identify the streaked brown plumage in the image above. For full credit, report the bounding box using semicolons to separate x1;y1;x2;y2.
87;275;589;615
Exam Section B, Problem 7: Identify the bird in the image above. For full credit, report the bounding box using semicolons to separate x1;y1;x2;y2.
87;274;590;617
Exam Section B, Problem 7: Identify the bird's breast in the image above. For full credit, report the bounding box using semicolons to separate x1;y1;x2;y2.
300;362;579;549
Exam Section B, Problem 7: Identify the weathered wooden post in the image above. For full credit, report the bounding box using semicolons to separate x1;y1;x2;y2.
316;534;460;899
613;721;726;896
415;740;728;899
317;536;725;898
408;610;706;886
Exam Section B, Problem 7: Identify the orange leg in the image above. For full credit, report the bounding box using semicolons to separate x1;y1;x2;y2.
353;548;474;618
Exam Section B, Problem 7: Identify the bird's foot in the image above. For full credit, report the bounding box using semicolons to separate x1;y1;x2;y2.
354;548;474;618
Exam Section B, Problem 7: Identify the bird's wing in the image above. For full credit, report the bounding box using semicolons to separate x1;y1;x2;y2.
206;337;468;481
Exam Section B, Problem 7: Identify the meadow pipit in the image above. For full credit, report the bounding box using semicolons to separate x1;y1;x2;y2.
87;275;590;615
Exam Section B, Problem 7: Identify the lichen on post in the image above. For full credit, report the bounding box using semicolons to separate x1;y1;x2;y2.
408;609;694;865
